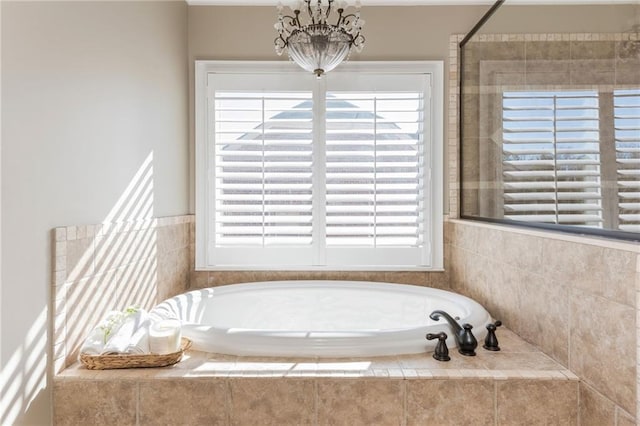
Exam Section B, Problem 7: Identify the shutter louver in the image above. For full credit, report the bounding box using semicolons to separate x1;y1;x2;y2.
502;91;603;226
214;91;314;246
615;89;640;233
325;92;425;247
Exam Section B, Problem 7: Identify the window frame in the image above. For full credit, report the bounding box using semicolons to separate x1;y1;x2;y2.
195;60;444;271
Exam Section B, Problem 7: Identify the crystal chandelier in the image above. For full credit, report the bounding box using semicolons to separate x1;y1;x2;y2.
274;0;366;77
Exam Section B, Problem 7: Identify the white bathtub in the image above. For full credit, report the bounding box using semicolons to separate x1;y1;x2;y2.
150;281;492;357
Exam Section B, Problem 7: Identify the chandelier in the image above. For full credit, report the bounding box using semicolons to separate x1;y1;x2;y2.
274;0;366;77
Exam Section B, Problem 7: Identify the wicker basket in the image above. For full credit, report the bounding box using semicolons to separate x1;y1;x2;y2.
79;338;192;370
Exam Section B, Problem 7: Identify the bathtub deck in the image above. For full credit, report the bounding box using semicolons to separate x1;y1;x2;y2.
54;327;579;425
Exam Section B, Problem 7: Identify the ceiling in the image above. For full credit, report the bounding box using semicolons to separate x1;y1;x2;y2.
187;0;638;5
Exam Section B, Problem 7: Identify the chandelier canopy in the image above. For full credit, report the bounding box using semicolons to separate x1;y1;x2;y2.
274;0;365;77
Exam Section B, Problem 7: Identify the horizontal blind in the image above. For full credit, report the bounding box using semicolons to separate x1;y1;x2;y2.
325;91;424;247
502;91;603;226
615;88;640;233
214;91;314;246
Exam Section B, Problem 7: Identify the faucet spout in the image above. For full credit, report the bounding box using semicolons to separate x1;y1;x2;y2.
429;310;477;356
429;310;462;334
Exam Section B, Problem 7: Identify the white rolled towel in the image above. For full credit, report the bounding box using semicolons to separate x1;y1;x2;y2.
102;308;148;355
124;318;151;354
79;310;122;356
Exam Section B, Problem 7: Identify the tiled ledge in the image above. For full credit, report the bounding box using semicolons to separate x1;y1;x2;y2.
54;328;580;425
57;329;576;382
446;218;640;253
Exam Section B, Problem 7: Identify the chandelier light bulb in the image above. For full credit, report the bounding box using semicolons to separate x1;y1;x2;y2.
274;0;366;77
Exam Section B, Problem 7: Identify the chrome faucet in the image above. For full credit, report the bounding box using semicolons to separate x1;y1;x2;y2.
429;310;478;356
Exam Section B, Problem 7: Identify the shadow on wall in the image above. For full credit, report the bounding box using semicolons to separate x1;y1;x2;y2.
61;152;159;366
0;152;157;425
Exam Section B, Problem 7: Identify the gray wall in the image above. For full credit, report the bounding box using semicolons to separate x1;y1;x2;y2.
1;2;188;424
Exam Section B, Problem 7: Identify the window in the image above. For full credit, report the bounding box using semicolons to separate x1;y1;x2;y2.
502;91;603;227
615;89;640;233
195;62;443;270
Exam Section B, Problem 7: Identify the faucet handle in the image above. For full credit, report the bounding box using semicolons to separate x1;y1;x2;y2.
426;332;450;362
458;324;478;356
483;320;502;351
488;320;502;330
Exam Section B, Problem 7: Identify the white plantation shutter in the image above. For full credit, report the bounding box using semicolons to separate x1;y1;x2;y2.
325;92;424;246
615;89;640;232
324;74;430;266
502;91;603;227
196;63;443;269
206;73;317;266
214;91;314;245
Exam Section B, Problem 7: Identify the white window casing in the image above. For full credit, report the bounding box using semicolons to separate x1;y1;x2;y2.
195;61;444;271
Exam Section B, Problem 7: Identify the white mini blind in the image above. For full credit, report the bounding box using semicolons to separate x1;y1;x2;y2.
214;91;314;246
615;88;640;233
325;92;425;247
502;91;603;227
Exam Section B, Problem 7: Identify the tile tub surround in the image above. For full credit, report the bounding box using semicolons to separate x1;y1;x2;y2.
189;270;450;290
448;31;640;424
52;215;193;373
446;219;639;424
186;214;450;289
54;328;580;425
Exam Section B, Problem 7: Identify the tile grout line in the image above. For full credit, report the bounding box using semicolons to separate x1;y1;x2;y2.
494;380;498;426
226;379;232;425
314;379;319;426
402;379;407;426
577;379;581;426
135;381;140;426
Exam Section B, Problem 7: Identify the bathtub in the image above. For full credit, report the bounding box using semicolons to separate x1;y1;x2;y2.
150;281;492;357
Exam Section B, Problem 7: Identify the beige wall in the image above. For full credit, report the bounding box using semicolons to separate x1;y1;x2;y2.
187;5;491;213
186;4;637;215
1;2;188;424
481;4;637;34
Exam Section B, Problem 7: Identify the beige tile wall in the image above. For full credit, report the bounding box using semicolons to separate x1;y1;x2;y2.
54;376;579;426
449;32;640;424
446;218;639;424
189;270;449;289
54;326;581;424
51;215;193;373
